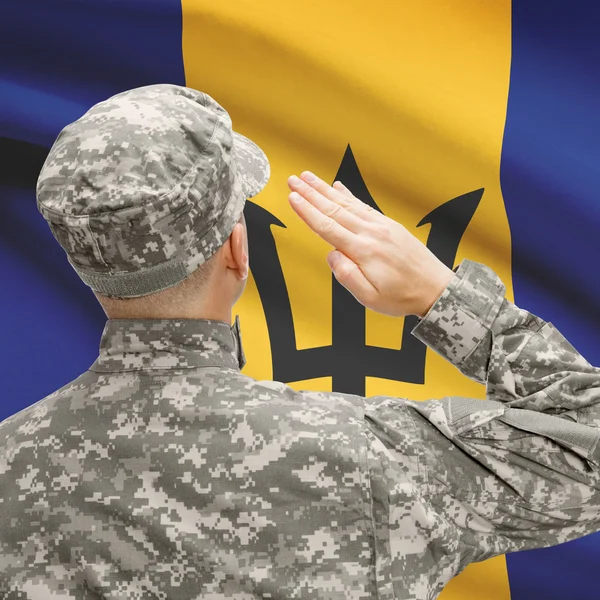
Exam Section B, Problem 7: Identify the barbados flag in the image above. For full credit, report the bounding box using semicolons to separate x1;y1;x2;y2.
1;1;599;598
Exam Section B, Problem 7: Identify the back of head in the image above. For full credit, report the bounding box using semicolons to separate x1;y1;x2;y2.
36;84;269;311
95;251;217;319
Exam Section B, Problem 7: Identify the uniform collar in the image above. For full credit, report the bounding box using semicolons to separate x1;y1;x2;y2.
90;315;246;373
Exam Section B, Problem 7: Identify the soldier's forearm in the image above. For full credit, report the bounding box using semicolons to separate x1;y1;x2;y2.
411;259;599;411
411;259;506;385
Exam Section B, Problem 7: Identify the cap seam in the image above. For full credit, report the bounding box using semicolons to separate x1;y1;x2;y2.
39;164;205;221
69;188;243;282
86;213;110;273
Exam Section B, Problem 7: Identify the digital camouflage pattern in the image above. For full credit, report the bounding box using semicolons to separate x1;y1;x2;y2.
1;259;600;599
36;84;270;299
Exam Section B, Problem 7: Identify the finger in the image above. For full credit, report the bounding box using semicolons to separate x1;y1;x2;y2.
289;192;360;256
287;175;367;233
327;250;377;306
300;171;380;222
333;181;354;198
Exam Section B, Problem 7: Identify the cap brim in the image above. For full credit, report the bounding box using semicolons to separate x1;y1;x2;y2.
232;131;270;198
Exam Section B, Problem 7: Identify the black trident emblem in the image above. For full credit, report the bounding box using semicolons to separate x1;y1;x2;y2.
245;145;483;396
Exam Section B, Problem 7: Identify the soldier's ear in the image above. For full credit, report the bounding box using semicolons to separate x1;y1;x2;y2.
226;222;249;281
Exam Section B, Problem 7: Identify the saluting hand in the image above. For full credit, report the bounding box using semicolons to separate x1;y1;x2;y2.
287;172;455;318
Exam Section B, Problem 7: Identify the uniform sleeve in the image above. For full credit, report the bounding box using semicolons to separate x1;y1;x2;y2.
366;259;600;564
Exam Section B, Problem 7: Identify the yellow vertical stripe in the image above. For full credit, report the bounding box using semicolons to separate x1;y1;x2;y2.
182;2;513;598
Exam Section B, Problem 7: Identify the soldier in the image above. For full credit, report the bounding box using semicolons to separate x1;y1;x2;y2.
1;83;599;600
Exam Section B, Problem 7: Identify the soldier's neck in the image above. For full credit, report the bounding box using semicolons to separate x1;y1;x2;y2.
100;297;234;325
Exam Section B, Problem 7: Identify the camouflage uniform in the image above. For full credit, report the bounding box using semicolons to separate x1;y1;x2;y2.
1;85;600;599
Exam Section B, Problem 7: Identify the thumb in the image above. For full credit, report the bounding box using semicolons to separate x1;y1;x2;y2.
327;250;376;305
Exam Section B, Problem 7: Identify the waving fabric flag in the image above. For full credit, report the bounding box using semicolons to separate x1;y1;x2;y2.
1;1;599;598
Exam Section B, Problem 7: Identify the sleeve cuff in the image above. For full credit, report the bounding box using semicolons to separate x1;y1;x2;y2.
411;260;506;368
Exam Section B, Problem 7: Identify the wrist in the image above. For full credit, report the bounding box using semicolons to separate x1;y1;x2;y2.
415;267;455;318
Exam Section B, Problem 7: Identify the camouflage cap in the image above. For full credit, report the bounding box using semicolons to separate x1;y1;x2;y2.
36;84;270;298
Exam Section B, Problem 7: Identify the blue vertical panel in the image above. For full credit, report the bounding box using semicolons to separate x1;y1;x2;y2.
0;0;185;421
501;1;600;598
